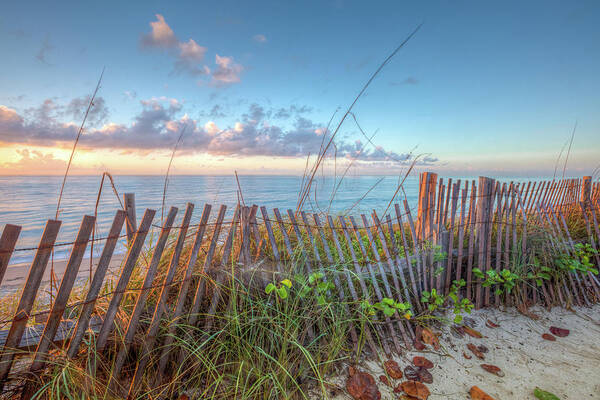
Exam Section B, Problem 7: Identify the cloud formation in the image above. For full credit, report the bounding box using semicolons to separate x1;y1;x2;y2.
253;34;267;43
36;37;54;65
140;14;241;83
0;98;435;167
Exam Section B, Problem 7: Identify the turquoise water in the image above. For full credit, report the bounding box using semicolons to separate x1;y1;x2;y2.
0;174;537;264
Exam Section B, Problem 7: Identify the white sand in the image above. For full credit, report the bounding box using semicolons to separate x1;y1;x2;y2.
328;305;600;399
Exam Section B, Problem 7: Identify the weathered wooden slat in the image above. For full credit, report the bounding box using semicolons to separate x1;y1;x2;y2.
27;216;95;373
0;225;21;287
493;184;506;306
186;205;227;328
95;209;156;351
322;216;359;348
109;207;178;390
202;206;240;334
21;216;95;399
338;216;393;356
123;193;137;243
466;181;477;300
325;215;376;355
384;213;416;308
371;212;413;322
67;210;126;358
128;203;194;396
402;200;424;292
360;214;412;348
444;181;459;294
393;204;421;310
174;205;228;374
0;219;61;388
157;204;211;376
273;208;294;259
260;207;283;272
455;182;468;285
286;210;313;274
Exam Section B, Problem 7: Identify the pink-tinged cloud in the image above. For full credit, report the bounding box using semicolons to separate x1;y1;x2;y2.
140;14;177;48
139;15;242;82
0;98;435;166
212;55;243;84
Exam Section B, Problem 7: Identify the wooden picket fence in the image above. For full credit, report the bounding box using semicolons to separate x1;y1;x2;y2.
0;173;599;397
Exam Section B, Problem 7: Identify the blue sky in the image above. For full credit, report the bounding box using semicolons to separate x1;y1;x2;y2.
0;0;599;176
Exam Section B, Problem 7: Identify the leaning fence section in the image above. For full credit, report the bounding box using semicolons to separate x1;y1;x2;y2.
0;174;599;397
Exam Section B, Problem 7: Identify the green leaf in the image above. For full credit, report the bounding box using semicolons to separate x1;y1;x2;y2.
277;287;288;299
317;295;326;306
265;283;276;294
383;307;395;317
533;387;560;400
382;298;395;306
280;279;292;288
454;314;463;324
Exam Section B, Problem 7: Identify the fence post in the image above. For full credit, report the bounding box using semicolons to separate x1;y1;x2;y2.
581;176;592;205
124;193;136;243
417;172;438;240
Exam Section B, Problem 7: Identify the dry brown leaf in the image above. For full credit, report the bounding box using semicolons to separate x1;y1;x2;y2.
467;343;485;359
379;375;391;387
417;367;433;384
384;359;403;379
542;333;556;341
469;386;497;400
404;365;420;381
421;327;440;350
480;364;504;377
463;351;472;360
412;356;433;369
549;326;569;337
346;370;380;400
398;380;431;400
485;320;500;328
463;326;483;338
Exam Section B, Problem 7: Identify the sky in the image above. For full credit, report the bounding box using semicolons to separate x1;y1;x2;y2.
0;0;599;177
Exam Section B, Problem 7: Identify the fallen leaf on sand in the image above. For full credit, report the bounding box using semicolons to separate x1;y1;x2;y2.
417;367;433;384
467;343;485;359
414;338;426;350
549;326;569;337
480;364;505;377
398;380;430;400
477;344;489;353
469;386;497;400
485;320;500;328
349;366;357;377
413;356;433;369
178;395;190;400
463;352;472;359
421;327;440;349
384;359;403;379
463;326;483;338
542;333;556;341
404;365;420;381
379;375;391;386
346;370;380;400
533;387;561;400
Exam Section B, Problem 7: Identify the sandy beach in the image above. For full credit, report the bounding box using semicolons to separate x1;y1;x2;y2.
328;305;600;399
0;254;126;299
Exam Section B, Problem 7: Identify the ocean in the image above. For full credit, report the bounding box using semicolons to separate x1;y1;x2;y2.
0;174;537;264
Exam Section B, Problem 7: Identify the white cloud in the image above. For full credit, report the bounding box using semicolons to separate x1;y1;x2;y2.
253;34;267;43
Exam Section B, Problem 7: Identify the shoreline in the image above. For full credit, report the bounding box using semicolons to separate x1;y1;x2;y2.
0;253;126;298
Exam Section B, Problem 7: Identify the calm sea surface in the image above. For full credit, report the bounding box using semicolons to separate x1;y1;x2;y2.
0;175;537;264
